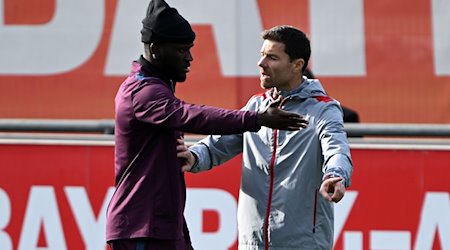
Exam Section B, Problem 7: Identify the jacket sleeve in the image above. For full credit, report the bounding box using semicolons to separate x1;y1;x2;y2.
131;80;259;135
316;102;353;187
189;133;244;173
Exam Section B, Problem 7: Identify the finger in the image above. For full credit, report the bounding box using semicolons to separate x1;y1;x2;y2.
331;191;344;203
181;164;192;172
270;96;283;107
320;177;344;202
331;187;345;202
319;181;333;202
177;144;187;152
326;177;344;185
293;119;309;127
324;179;344;202
319;188;333;202
285;121;309;130
293;116;309;124
177;150;189;158
286;126;305;131
272;90;281;99
278;110;303;119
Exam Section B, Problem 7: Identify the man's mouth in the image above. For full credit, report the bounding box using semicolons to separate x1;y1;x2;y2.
260;72;270;80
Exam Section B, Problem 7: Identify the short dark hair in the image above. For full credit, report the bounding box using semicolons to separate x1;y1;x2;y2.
261;25;311;72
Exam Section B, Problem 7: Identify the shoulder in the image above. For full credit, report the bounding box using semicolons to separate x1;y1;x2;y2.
250;92;270;101
243;91;272;110
131;76;173;102
311;95;341;110
307;95;343;119
313;95;335;103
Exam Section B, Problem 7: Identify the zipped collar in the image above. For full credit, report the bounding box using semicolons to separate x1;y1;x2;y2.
136;55;176;92
268;77;328;101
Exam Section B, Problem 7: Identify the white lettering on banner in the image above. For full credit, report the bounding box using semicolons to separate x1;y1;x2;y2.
334;191;358;243
370;231;411;250
309;0;366;76
17;186;67;250
104;0;144;76
414;192;450;250
105;0;263;76
0;0;103;75
185;188;237;250
338;192;450;250
3;186;449;249
0;188;12;250
343;231;362;250
0;1;449;77
431;0;450;75
64;187;115;250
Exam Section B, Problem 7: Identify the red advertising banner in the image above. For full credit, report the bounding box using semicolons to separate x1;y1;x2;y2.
1;0;449;123
0;141;449;249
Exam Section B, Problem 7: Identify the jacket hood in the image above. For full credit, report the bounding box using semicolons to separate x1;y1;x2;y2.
270;76;327;101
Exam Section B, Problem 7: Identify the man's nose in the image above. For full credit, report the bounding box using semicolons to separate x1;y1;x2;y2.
257;57;265;67
186;51;193;61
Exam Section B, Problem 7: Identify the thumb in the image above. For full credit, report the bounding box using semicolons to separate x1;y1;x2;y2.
181;164;192;172
270;96;283;107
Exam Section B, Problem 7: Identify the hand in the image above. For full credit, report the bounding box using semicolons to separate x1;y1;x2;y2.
319;177;345;203
256;96;308;131
177;137;196;172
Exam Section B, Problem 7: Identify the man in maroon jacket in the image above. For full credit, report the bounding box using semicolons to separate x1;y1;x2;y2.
105;0;308;249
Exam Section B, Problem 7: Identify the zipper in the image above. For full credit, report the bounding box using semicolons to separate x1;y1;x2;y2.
264;127;278;250
263;97;288;250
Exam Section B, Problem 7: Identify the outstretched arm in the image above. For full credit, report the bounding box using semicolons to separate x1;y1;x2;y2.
317;102;353;203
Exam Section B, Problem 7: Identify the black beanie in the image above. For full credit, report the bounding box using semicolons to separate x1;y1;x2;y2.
141;0;196;44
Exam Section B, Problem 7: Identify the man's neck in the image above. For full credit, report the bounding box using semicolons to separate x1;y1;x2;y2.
276;77;304;92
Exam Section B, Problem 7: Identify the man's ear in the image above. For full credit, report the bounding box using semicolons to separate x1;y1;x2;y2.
293;58;305;73
150;43;160;60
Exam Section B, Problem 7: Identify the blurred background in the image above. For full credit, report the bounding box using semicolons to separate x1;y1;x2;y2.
1;0;449;122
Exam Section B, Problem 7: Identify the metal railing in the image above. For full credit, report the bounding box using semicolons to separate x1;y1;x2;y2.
0;119;450;137
343;123;450;137
0;119;115;134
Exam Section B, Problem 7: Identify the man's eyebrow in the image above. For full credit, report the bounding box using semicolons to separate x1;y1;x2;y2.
261;50;273;55
264;52;278;58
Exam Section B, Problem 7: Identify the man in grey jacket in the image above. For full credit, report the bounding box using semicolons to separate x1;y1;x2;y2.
180;25;353;249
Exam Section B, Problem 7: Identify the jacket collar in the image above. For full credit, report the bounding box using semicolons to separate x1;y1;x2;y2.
137;55;176;92
273;76;327;100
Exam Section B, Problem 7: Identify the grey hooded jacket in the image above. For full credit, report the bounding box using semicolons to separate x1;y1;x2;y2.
190;77;353;249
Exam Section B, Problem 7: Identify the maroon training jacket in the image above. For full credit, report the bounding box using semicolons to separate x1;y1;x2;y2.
106;56;259;243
